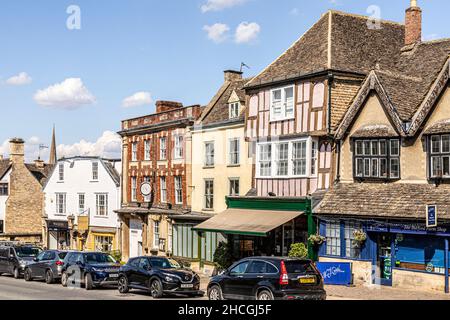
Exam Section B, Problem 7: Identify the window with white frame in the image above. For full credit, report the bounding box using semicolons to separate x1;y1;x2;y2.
96;194;108;216
174;135;183;159
58;163;64;181
325;221;341;256
344;222;362;258
229;178;240;196
160;137;167;160
354;139;400;179
143;176;151;202
160;176;167;203
0;183;8;196
92;162;99;181
204;179;214;209
270;86;294;121
132;142;138;161
174;176;183;204
56;193;66;215
205;142;215;167
257;138;317;178
131;177;137;202
144;140;151;161
153;221;160;249
78;194;85;214
229;102;240;119
430;135;450;178
229;138;240;165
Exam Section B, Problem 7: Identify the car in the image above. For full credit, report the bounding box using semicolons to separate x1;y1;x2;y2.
0;244;42;279
207;257;327;301
117;256;204;299
60;251;121;290
23;250;68;284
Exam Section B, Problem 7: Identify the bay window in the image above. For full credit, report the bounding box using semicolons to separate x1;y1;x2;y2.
430;135;450;178
270;86;294;121
257;138;317;178
354;138;400;179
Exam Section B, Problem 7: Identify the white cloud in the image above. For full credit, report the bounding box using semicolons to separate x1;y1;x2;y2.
201;0;248;13
122;91;153;108
235;22;260;44
33;78;96;110
57;131;122;159
6;72;32;86
203;23;230;43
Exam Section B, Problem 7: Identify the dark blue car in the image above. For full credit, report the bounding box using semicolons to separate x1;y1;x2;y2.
60;251;121;290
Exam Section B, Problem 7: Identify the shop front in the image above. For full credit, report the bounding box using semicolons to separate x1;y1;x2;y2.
193;196;314;262
317;217;450;293
47;220;70;250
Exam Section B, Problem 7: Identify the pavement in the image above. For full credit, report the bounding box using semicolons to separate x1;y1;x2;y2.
1;274;449;300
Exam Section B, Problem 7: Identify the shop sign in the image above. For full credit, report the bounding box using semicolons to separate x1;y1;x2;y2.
316;262;352;286
426;205;438;228
367;221;449;235
48;220;69;231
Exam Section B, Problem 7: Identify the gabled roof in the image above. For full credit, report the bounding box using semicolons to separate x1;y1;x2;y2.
25;163;54;187
198;77;252;126
0;159;11;180
246;10;405;88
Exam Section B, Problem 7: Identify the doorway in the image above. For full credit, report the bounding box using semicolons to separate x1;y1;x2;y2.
374;233;393;286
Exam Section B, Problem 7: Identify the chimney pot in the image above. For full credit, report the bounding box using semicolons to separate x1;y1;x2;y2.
224;70;243;82
405;1;422;45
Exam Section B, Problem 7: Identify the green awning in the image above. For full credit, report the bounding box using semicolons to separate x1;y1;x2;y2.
192;209;303;237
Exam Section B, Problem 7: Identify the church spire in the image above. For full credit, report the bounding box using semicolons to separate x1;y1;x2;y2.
49;125;57;165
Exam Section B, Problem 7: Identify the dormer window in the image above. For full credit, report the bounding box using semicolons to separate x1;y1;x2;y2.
229;102;240;119
429;135;450;178
354;139;400;180
270;86;294;122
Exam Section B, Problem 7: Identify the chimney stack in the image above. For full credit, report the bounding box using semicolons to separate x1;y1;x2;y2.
405;0;422;45
34;159;45;169
9;138;25;165
155;101;183;113
224;70;243;82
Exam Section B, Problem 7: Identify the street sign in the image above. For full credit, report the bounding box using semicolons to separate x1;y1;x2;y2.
427;205;438;228
140;182;152;196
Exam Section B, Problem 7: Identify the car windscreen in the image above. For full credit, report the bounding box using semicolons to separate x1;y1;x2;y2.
151;258;181;269
284;261;315;274
15;247;42;258
84;253;116;264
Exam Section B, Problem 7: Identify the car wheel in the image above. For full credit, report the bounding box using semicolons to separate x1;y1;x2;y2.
208;285;223;300
61;272;68;287
45;270;54;284
257;289;274;301
118;276;129;294
150;279;164;299
85;273;94;291
13;268;20;279
24;268;32;282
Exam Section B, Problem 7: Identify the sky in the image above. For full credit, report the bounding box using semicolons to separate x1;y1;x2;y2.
0;0;449;161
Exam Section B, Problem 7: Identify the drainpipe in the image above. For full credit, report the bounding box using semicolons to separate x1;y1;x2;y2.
336;140;341;183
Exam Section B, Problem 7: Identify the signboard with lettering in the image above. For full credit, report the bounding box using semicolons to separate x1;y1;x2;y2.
316;262;352;286
427;205;438;228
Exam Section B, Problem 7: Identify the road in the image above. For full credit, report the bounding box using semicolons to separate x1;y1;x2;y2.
0;275;207;300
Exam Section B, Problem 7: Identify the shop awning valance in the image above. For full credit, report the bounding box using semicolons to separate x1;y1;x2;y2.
192;209;303;237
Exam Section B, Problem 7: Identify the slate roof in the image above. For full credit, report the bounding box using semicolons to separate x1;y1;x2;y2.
102;160;121;187
246;11;405;87
199;77;252;126
0;159;11;179
314;183;450;220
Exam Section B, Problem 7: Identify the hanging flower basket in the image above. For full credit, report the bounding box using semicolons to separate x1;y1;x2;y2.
353;229;367;245
308;234;326;246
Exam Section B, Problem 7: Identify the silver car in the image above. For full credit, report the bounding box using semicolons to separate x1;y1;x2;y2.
24;250;68;284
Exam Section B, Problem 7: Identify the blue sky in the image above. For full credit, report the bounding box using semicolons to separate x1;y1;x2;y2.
0;0;449;160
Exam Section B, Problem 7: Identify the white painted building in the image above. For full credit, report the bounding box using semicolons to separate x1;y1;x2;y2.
0;159;11;235
43;157;121;252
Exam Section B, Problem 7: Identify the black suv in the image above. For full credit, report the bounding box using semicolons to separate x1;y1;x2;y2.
207;257;326;300
60;251;121;290
118;256;203;298
0;244;42;279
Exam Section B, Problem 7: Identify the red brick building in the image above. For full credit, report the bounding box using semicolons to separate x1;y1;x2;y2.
116;101;202;260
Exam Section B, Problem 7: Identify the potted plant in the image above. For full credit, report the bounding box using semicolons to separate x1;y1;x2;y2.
308;234;326;246
353;229;367;246
288;243;308;259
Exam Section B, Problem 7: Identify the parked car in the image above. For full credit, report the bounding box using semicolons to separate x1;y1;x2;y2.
0;244;42;279
60;251;121;290
207;257;327;300
117;256;204;298
24;250;68;284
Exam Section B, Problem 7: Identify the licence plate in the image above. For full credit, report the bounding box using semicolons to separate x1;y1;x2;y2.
109;273;119;278
299;277;316;284
181;284;194;289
